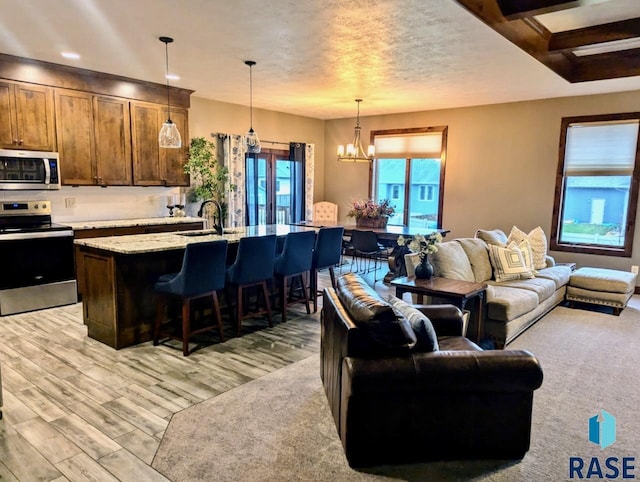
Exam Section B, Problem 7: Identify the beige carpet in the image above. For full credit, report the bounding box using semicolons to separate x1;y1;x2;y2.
152;298;640;481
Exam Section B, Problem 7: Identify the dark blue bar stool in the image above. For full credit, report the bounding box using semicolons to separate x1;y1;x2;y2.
226;235;276;336
274;230;316;322
310;226;345;312
153;240;228;356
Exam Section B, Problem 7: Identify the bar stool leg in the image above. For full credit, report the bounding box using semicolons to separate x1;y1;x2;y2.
261;281;274;327
236;286;244;337
153;296;166;346
182;298;191;356
212;291;224;342
299;273;311;314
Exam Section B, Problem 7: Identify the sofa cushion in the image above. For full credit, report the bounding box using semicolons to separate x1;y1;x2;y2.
388;296;439;352
336;273;396;323
336;273;417;354
475;228;508;247
488;243;535;282
569;267;637;294
430;241;475;282
457;238;493;282
485;284;540;322
507;226;548;270
488;277;556;303
535;265;572;290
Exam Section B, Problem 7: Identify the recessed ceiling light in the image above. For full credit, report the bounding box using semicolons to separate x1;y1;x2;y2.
165;74;180;81
61;52;80;59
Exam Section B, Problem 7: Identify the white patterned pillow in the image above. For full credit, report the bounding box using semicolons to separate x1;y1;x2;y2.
508;226;548;270
517;238;536;274
488;243;535;282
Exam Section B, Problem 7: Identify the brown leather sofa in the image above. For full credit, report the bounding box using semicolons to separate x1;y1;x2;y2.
320;273;544;468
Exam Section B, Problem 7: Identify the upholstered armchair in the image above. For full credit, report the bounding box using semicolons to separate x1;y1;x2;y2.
312;201;338;224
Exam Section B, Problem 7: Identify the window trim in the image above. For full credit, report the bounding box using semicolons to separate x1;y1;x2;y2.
550;112;640;257
369;126;448;228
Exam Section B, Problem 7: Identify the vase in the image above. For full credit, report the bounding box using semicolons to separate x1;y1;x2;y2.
414;256;434;280
356;216;388;229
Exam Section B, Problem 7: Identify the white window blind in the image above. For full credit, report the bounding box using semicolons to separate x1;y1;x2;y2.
374;132;443;159
564;120;639;176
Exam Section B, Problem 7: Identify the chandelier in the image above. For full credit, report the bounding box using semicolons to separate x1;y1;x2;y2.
337;99;374;162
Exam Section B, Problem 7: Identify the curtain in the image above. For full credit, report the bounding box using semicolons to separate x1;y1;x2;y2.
212;132;246;227
290;143;305;223
305;143;315;220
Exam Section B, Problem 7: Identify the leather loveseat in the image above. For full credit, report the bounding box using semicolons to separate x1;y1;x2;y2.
320;273;544;468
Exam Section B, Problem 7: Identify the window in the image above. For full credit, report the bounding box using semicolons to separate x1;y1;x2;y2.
371;127;447;228
245;148;305;225
551;113;640;257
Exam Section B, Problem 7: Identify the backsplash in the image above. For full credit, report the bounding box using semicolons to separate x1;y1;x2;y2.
0;186;185;223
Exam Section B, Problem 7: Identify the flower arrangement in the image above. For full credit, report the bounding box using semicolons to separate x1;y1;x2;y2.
347;199;396;219
397;232;443;260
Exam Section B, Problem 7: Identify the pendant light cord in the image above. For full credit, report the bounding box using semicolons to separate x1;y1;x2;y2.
249;63;253;130
165;41;172;123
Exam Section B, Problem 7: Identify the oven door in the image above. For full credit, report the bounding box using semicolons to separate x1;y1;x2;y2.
0;230;77;315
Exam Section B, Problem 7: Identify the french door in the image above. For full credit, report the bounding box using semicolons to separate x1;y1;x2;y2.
245;148;305;225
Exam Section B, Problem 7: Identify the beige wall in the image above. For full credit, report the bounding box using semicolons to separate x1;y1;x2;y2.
189;96;326;201
324;90;640;275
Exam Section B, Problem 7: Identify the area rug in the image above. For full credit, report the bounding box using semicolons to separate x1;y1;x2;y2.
152;298;640;481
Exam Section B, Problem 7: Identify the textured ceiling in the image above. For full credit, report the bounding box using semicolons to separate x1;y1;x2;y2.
2;0;640;119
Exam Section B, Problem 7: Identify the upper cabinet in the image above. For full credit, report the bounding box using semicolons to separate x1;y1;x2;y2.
0;54;193;186
55;89;132;186
131;101;189;186
0;80;56;151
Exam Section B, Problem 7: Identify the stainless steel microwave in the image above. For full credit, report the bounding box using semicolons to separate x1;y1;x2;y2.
0;149;61;190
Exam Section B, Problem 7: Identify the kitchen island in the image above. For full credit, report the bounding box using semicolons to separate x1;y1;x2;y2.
74;224;316;349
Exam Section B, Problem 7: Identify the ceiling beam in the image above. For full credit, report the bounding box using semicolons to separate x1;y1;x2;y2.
549;17;640;52
497;0;602;20
572;47;640;82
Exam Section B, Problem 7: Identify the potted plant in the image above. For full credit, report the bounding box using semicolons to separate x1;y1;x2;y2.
347;199;396;228
183;136;236;224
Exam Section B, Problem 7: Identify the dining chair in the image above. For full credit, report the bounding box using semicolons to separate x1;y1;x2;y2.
312;201;338;224
273;230;316;322
310;226;345;312
349;230;388;283
153;239;228;356
226;235;276;336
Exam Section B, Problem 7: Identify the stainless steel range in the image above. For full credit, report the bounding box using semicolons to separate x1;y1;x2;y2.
0;200;77;315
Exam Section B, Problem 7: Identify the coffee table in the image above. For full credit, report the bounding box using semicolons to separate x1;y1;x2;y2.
391;276;487;344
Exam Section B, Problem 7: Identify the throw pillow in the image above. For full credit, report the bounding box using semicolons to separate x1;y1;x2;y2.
507;226;548;270
474;229;508;247
517;238;536;274
429;241;475;281
388;295;439;352
488;243;535;282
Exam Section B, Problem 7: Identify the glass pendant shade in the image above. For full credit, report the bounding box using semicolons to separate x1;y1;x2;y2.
337;99;374;162
245;127;261;153
159;119;182;148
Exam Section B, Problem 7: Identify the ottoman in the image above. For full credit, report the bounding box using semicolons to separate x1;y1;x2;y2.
567;267;637;315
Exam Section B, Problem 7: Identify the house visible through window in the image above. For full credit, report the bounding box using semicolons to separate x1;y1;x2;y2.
371;127;447;228
550;113;640;257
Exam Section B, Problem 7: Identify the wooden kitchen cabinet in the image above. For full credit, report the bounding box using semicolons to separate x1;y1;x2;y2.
131;101;189;186
55;89;132;186
0;80;56;151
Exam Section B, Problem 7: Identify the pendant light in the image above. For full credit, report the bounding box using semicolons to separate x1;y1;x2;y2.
244;60;261;153
337;99;375;162
158;36;182;149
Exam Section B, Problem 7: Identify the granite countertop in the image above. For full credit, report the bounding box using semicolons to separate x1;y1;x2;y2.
74;224;317;255
65;217;204;230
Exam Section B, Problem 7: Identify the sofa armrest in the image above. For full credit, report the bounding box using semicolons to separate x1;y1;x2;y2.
413;304;464;336
545;255;556;267
343;349;543;395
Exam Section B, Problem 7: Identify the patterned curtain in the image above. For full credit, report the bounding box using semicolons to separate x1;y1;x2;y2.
212;133;246;227
305;143;315;221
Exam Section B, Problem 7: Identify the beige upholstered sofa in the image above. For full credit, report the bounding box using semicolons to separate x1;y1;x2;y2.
428;229;572;348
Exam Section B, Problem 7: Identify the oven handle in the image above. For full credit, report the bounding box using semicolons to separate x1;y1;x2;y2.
0;230;73;241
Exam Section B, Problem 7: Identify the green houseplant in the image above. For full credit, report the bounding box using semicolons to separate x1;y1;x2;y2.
183;136;236;223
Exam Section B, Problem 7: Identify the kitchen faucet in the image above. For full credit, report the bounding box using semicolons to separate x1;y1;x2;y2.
197;199;224;235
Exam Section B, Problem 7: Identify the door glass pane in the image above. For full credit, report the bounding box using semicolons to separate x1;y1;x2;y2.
559;175;629;247
275;159;293;224
408;158;441;229
376;159;405;225
245;155;267;225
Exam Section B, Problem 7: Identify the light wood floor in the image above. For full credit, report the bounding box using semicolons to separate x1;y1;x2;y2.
0;261;391;481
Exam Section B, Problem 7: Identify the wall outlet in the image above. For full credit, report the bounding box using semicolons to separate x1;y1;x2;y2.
64;197;76;208
632;265;639;275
